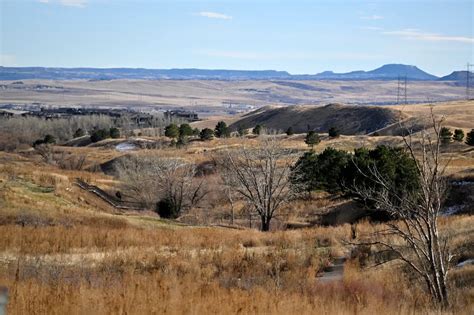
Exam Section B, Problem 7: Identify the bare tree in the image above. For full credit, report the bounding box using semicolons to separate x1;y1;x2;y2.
115;155;206;217
352;108;451;308
217;137;297;231
219;167;238;225
34;144;56;165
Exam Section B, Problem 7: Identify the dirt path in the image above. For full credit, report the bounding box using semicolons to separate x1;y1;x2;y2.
317;257;346;282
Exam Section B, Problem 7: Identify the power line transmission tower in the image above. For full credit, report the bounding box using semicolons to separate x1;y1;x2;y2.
404;75;408;104
467;63;474;100
397;76;401;104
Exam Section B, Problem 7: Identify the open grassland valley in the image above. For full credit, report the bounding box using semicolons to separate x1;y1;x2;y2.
0;100;473;314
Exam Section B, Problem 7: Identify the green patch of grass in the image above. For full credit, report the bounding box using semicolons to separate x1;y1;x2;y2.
22;181;55;194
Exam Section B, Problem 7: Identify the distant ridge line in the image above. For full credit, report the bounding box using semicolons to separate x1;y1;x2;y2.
0;64;457;81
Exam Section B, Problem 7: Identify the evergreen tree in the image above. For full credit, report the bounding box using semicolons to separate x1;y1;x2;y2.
214;121;230;138
252;124;263;135
440;127;452;145
164;124;179;138
192;128;200;137
179;123;194;137
90;129;110;143
286;126;294;136
328;126;340;138
109;127;120;139
466;129;474;146
453;129;464;142
304;131;320;148
200;128;214;141
43;134;56;144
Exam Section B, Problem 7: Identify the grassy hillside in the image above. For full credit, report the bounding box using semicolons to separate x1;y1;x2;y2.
0;100;473;314
230;103;403;134
1;148;473;314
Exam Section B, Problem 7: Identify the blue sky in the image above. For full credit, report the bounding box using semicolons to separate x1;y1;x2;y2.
1;0;472;76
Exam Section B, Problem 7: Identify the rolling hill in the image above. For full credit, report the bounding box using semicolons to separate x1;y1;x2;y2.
230;103;403;134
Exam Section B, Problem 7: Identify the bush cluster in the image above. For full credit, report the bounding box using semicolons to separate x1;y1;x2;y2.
292;145;420;208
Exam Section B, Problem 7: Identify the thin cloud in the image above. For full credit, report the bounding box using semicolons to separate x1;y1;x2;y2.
37;0;87;8
196;11;232;20
360;15;384;20
383;29;474;43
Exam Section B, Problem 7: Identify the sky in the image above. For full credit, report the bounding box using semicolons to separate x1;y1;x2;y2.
0;0;473;76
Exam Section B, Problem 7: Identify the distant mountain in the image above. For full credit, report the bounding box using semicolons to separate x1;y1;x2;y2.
439;71;473;81
0;64;439;81
312;64;438;81
0;67;291;80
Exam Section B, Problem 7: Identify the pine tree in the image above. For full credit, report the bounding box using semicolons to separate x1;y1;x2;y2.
164;124;179;138
214;121;230;138
305;131;320;148
453;129;464;142
253;124;263;135
466;129;474;146
440;127;452;145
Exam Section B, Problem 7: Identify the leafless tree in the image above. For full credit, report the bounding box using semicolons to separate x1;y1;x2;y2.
219;167;238;225
0;115;114;150
56;152;87;171
34;144;55;165
217;137;297;231
114;155;206;217
352;108;451;308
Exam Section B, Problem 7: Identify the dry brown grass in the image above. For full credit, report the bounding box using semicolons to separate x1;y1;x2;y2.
1;218;472;314
0;123;473;314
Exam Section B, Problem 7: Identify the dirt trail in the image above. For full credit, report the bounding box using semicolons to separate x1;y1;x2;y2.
317;257;346;282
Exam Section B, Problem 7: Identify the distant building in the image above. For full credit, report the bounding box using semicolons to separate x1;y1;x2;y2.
222;102;256;114
164;110;199;122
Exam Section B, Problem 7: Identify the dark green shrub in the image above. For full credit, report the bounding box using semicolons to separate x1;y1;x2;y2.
252;124;263;135
328;127;340;138
200;128;214;141
179;123;194;137
156;198;179;219
304;131;320;147
466;129;474;146
90;129;110;143
165;124;179;138
214;121;230;138
440;127;452;145
43;134;56;144
109;127;120;139
453;129;464;142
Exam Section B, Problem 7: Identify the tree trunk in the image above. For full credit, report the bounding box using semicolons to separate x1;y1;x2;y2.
261;216;271;232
